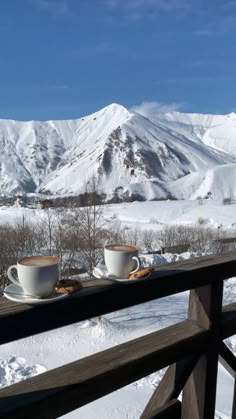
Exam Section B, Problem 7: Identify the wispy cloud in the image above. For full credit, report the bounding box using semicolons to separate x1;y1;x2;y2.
103;0;193;20
72;42;137;58
73;42;113;58
49;84;69;89
37;0;71;17
156;76;235;84
194;15;236;36
131;100;185;115
192;60;202;67
221;0;236;11
105;0;192;11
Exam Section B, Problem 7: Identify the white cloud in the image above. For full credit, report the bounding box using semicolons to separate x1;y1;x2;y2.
193;15;236;36
131;101;185;116
37;0;71;17
49;84;69;89
155;76;235;84
103;0;193;22
104;0;192;12
73;42;115;58
104;0;119;7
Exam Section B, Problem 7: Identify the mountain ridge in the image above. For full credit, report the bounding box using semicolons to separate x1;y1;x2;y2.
0;103;236;201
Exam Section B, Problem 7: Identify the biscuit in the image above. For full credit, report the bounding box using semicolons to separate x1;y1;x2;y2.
55;279;82;295
128;267;155;280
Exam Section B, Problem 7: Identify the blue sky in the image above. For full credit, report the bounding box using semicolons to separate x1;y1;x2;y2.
0;0;236;120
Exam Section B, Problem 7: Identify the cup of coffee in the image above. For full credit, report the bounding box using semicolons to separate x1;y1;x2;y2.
104;244;141;279
7;256;60;298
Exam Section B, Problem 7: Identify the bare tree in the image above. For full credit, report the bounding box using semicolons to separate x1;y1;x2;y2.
78;180;107;272
142;229;156;253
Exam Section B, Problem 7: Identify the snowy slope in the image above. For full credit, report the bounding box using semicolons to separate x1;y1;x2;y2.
0;104;236;200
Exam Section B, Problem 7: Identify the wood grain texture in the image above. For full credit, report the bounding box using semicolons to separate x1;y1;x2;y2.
219;342;236;418
144;399;181;419
222;302;236;339
140;355;199;419
232;381;236;419
219;342;236;378
1;252;236;344
182;282;223;419
0;320;207;419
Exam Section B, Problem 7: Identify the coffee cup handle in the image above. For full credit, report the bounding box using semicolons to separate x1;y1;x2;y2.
130;256;141;275
7;265;20;286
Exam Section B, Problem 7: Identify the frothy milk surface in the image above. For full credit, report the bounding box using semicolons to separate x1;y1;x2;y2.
20;256;58;267
106;244;137;252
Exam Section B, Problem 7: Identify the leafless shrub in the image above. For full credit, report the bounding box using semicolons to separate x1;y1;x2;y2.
0;178;114;285
158;224;225;255
159;225;192;248
0;216;44;289
142;230;155;252
197;217;208;226
190;227;215;253
149;217;159;224
222;197;232;205
117;225;141;248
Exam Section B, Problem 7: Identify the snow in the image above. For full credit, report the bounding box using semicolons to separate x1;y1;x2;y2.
0;199;236;418
0;103;236;200
2;198;236;232
102;199;236;231
0;356;46;389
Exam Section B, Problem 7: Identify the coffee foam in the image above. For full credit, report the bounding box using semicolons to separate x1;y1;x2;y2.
106;244;137;252
20;256;59;267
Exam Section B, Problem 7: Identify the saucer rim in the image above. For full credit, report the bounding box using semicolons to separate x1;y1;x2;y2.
4;283;69;304
92;266;130;282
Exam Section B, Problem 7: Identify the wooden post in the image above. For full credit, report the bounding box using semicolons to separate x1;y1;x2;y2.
182;282;223;419
146;399;181;419
219;342;236;418
140;355;199;418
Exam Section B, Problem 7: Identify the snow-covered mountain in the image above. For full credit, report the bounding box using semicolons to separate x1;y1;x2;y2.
1;103;236;201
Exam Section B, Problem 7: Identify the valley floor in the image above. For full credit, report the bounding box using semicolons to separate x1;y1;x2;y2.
0;198;235;230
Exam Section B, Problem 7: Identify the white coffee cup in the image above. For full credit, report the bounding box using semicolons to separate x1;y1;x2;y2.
104;244;141;279
7;256;60;298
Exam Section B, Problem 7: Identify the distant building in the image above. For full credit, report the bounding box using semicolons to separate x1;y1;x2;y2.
36;199;53;209
14;195;23;208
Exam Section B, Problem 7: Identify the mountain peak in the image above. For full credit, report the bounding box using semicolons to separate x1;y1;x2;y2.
0;103;236;201
98;103;130;118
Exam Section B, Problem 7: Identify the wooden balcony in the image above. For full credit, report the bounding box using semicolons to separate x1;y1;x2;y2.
0;252;236;418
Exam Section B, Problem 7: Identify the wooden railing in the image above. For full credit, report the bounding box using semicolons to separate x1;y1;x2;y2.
1;252;236;418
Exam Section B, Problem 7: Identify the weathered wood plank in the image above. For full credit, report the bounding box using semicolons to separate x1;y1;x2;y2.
140;355;199;419
182;281;223;419
0;252;236;344
0;320;207;419
219;342;236;419
219;342;236;378
222;302;236;339
143;399;181;419
232;380;236;419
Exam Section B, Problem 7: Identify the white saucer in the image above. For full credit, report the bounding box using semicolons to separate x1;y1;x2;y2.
92;264;130;283
4;283;70;305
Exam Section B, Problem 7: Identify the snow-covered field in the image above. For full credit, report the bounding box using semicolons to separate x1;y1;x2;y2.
0;199;236;418
1;198;236;230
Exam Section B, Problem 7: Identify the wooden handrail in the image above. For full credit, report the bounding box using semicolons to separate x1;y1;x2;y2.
1;252;236;345
0;252;236;418
0;321;207;418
